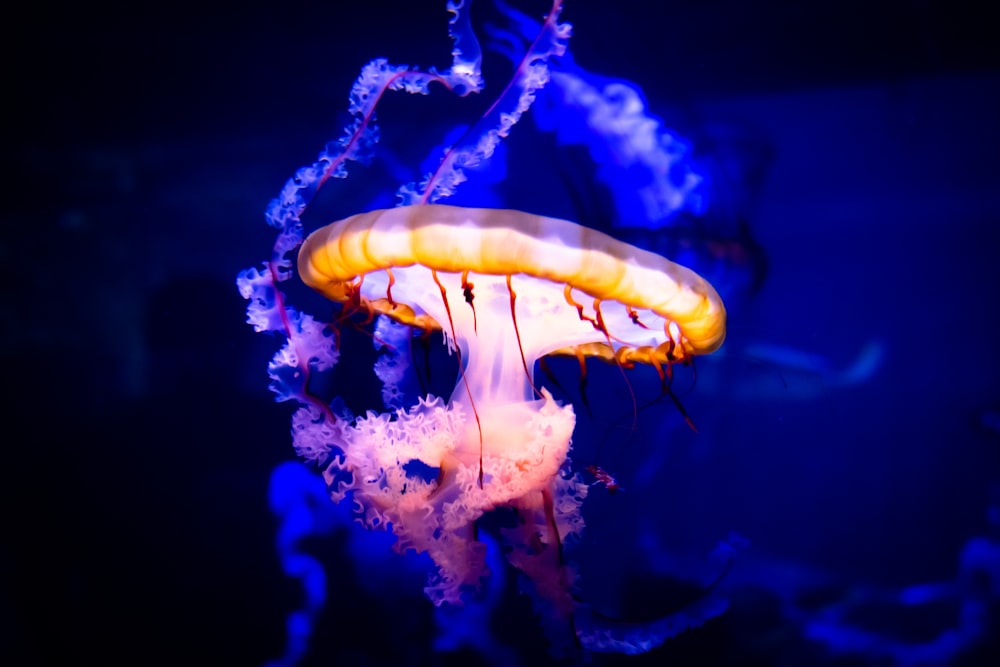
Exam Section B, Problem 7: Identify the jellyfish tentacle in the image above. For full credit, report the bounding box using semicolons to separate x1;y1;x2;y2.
431;269;486;488
341;276;364;318
445;0;484;90
540;486;582;645
575;594;729;655
573;347;592;412
649;354;667;388
564;285;598;330
460;269;477;333
507;274;544;399
592;299;608;337
536;356;570;399
408;0;571;205
626;304;650;329
658;338;678;366
431;270;454;344
586;298;640;438
657;351;697;431
384;267;396;308
335;277;378;329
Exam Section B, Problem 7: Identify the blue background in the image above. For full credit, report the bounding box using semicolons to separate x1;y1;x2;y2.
6;0;999;664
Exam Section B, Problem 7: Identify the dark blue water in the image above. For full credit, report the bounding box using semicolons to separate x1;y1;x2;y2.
7;1;999;664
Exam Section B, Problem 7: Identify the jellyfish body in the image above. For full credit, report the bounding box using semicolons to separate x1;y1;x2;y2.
296;203;726;634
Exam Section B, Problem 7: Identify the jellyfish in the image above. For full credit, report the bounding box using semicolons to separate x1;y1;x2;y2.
293;204;724;646
240;0;728;657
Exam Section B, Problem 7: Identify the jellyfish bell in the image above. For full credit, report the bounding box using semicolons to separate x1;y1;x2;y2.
298;203;725;382
297;203;726;621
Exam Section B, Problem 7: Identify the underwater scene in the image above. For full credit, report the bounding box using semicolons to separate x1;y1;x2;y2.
7;0;1000;665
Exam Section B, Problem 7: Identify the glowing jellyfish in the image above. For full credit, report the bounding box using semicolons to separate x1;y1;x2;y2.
296;203;725;642
240;0;730;657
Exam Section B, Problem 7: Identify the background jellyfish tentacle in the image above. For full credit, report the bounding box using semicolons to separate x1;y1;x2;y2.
241;0;733;662
488;0;707;230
